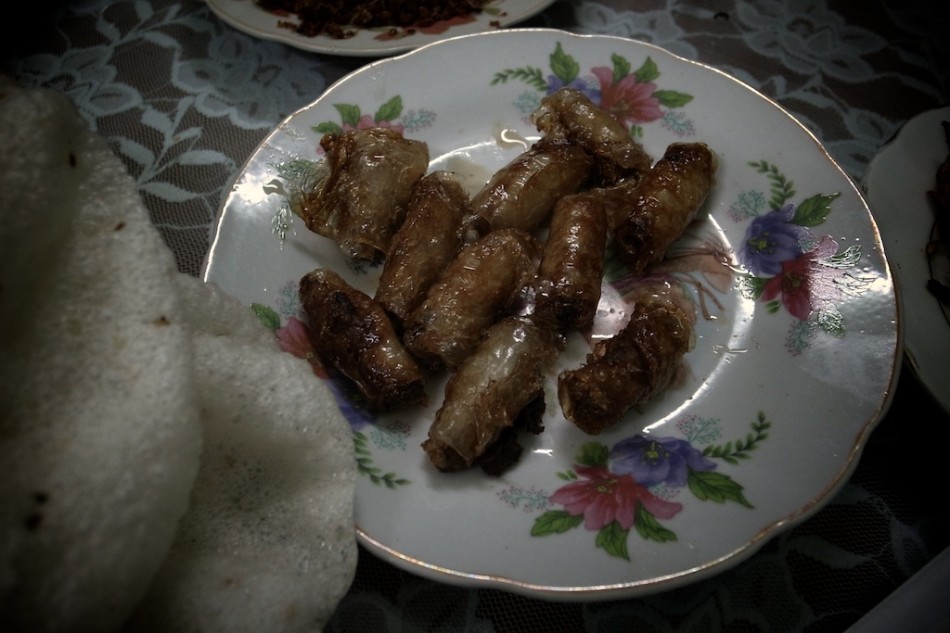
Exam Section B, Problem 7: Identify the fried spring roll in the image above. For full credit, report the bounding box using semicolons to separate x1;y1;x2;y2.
557;294;694;435
403;228;540;371
299;268;426;411
374;171;468;328
531;87;653;184
423;316;558;472
534;192;609;332
613;142;717;275
299;127;429;261
468;138;593;234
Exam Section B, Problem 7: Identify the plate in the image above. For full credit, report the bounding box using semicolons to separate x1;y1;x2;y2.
865;106;950;414
205;0;556;56
204;29;901;600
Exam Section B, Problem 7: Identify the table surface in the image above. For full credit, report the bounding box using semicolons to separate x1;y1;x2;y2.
4;1;948;631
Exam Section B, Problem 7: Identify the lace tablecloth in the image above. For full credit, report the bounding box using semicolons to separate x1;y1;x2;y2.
4;0;948;631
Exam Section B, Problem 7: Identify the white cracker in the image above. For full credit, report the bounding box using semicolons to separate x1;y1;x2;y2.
0;81;202;631
126;276;357;633
0;78;357;633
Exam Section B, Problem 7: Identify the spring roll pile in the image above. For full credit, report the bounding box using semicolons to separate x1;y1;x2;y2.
0;79;357;632
295;87;717;474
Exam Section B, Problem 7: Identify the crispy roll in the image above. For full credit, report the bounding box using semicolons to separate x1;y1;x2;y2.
612;142;717;275
299;268;426;411
557;294;694;435
423;316;558;472
468;138;593;234
534;192;609;332
374;170;468;329
403;228;540;371
299;127;428;261
532;87;653;185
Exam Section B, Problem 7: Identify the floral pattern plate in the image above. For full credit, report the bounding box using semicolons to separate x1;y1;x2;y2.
203;29;901;600
204;0;556;57
864;106;950;414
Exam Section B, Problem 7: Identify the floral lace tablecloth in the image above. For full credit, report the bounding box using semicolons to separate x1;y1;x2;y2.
4;0;948;631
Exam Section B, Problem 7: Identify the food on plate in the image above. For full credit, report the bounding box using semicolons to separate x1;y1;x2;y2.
557;290;696;435
926;119;950;307
0;80;356;632
533;192;609;332
422;315;558;473
289;86;719;472
402;227;541;371
298;126;428;261
467;138;594;234
300;267;427;411
374;170;469;329
257;0;489;39
612;142;718;275
125;275;357;633
532;87;653;185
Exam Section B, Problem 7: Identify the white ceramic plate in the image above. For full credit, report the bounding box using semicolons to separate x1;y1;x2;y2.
204;29;901;600
864;106;950;414
205;0;556;56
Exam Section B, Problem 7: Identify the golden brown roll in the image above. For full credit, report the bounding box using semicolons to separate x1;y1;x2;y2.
423;316;558;472
468;137;593;234
612;142;717;275
299;268;426;411
532;86;654;184
534;192;609;332
374;170;468;329
402;227;540;371
557;293;694;435
298;127;428;261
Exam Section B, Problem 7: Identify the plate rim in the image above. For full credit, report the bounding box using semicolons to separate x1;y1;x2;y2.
203;27;903;601
865;104;950;414
204;0;558;56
